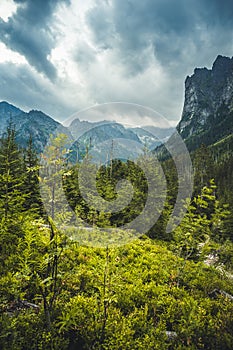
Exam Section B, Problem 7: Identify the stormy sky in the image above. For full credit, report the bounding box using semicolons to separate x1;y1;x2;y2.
0;0;232;125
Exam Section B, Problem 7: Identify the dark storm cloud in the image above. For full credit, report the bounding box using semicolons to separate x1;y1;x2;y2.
0;0;70;80
0;62;74;119
202;0;233;25
86;0;233;74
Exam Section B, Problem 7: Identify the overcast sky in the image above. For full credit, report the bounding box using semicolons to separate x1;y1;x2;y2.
0;0;232;126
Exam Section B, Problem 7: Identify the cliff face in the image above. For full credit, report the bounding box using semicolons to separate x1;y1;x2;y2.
177;55;233;149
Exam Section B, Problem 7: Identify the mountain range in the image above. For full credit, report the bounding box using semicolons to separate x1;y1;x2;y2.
0;55;232;158
0;101;174;159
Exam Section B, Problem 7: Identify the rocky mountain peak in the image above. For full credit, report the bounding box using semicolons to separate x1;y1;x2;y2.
0;102;72;152
0;101;23;117
177;55;233;150
212;55;233;78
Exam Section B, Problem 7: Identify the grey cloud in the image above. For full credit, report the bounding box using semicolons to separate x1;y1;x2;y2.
86;0;233;75
74;41;97;70
0;62;74;119
87;2;116;50
0;0;70;80
202;0;233;26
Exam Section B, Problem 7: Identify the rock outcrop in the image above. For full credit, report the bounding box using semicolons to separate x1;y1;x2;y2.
177;55;233;150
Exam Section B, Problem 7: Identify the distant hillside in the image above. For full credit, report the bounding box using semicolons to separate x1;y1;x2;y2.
69;122;144;162
0;101;173;158
68;117;110;139
0;101;72;152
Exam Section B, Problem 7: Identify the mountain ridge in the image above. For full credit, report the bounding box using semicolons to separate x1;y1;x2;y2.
0;101;173;158
0;101;73;152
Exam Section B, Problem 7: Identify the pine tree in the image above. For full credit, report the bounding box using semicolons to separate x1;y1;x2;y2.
0;123;27;273
0;123;25;218
23;135;43;214
40;133;72;225
193;144;214;195
173;180;227;262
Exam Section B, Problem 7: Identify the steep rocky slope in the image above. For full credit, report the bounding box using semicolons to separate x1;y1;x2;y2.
177;55;233;150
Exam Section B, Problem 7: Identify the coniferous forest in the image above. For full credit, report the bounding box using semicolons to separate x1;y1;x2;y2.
0;123;233;350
